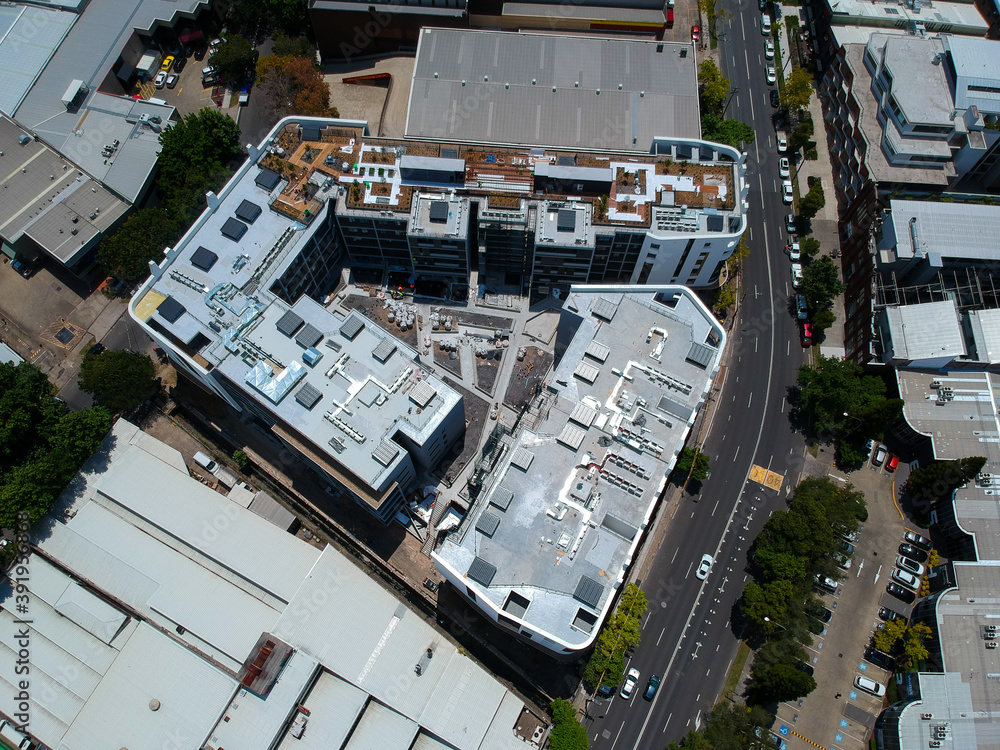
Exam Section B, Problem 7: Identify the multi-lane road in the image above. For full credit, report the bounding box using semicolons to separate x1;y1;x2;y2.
588;6;815;747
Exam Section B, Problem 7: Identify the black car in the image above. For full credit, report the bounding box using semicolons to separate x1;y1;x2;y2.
839;540;855;556
879;606;908;624
898;543;929;563
644;675;661;701
770;89;781;108
758;0;768;8
886;581;916;603
797;661;815;676
87;343;106;356
865;648;896;670
194;43;208;60
173;55;187;73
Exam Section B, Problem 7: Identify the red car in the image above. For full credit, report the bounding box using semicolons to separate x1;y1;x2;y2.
801;322;813;347
691;25;701;43
886;455;899;473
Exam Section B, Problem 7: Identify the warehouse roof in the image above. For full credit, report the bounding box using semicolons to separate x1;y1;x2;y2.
406;28;701;150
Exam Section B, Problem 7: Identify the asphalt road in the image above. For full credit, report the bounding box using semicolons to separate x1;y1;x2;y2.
587;8;814;748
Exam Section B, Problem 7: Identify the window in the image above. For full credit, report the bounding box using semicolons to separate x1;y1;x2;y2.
968;84;1000;94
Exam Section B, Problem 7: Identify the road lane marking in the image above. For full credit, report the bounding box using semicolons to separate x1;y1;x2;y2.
657;627;666;646
610;720;627;750
685;561;694;579
662;713;672;733
671;547;679;563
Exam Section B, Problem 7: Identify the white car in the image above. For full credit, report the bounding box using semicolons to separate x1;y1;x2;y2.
620;668;640;699
153;70;167;88
761;13;772;34
790;263;803;289
785;213;796;234
766;66;776;85
696;554;714;580
895;555;926;576
777;134;788;153
786;241;800;262
854;675;886;697
872;444;887;466
765;39;775;59
904;531;932;550
779;157;790;178
891;568;920;590
782;180;794;204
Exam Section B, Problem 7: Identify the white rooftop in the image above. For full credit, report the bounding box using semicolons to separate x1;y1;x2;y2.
889;199;1000;263
881;300;966;362
945;36;1000;115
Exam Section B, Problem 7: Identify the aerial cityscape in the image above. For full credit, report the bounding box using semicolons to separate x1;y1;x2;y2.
0;0;998;749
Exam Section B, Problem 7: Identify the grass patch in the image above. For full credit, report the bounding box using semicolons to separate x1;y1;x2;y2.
721;642;752;701
807;442;819;458
886;675;899;704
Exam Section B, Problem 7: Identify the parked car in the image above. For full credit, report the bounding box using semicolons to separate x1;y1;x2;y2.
9;259;35;278
865;438;875;457
854;675;886;697
839;539;855;556
841;528;860;543
173;55;187;73
782;180;794;204
886;455;900;473
160;55;174;71
239;85;251;105
796;294;809;320
765;38;775;59
895;556;926;577
786;241;800;261
779;157;790;178
87;342;106;356
154;70;167;88
644;675;661;701
759;0;768;8
194;42;208;60
790;263;803;289
904;531;932;550
696;553;714;580
166;73;179;89
815;574;838;593
777;134;787;152
770;88;781;108
891;568;920;590
899;543;929;563
761;13;772;33
834;551;851;570
785;213;797;234
879;606;907;624
886;581;916;603
766;66;776;85
801;322;813;348
620;668;640;699
864;648;895;670
872;444;887;466
691;25;701;42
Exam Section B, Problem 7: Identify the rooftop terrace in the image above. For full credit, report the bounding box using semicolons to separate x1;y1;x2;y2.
433;286;724;650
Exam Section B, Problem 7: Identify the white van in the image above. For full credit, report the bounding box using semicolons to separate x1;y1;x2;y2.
193;451;217;472
0;719;32;749
791;263;803;289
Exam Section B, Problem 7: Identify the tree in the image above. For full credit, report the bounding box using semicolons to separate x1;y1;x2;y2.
702;703;775;750
811;309;836;332
550;699;588;750
233;449;249;470
702;112;756;148
902;623;933;667
676;446;711;482
698;59;730;116
272;33;316;58
257;54;337;119
873;617;907;653
800;237;821;258
798;181;826;219
796;355;903;441
748;662;817;704
801;255;844;309
906;457;987;505
78;350;157;412
740;579;794;633
584;583;647;688
714;285;736;314
789;119;814;153
780;67;814;112
98;208;178;283
209;34;258;85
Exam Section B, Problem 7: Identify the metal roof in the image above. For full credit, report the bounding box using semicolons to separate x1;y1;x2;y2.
574;361;600;384
468;557;498;586
882;301;966;361
889;199;1000;263
247;491;297;531
341;315;366;339
295;322;323;348
222;216;249;241
276;670;368;750
236;199;262;223
346;701;419;750
277;309;305;337
569;401;597;428
557;209;577;232
406;29;701;151
585;340;610;362
476;510;501;537
489;485;514;510
573;575;603;609
509;446;535;471
295;382;323;410
591;298;618;321
556;423;587;450
373;439;401;467
373;337;398;363
0;5;75;116
428;201;449;222
410;380;437;408
191;246;218;272
256;167;282;191
686;341;717;368
657;395;693;421
156;296;185;323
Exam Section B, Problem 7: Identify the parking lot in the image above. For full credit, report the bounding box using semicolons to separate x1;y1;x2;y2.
772;446;922;749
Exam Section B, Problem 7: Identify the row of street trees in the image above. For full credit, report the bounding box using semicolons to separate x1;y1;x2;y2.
698;60;755;149
583;584;648;690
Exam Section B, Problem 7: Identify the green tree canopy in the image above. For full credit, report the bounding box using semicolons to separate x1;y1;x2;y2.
801;255;844;309
811;309;836;332
97;208;177;283
741;579;795;633
800;237;821;258
702;113;756;149
550;699;588;750
798;181;826;219
873;617;907;653
906;457;987;506
748;662;817;704
789;119;814;152
208;34;258;84
676;446;712;482
780;67;814;111
698;58;730;116
78;350;157;413
584;583;647;688
902;622;933;667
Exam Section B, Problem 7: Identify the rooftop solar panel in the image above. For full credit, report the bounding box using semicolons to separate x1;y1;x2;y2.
340;316;365;340
657;395;694;421
301;125;320;142
276;310;304;337
585;340;611;362
557;209;577;232
687;341;716;368
295;323;322;348
156;296;186;323
295;382;322;410
429;201;449;223
236;199;262;224
441;147;458;159
706;215;724;232
221;217;248;241
490;485;514;511
574;362;600;384
372;338;398;363
569;402;598;428
255;168;281;191
573;575;604;609
476;510;501;537
467;557;497;587
190;246;218;272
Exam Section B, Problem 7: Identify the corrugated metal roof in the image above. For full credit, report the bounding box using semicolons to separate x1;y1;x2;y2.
557;423;587;450
883;301;965;361
406;29;700;150
585;340;610;362
247;491;297;531
509;446;535;470
345;701;419;750
0;6;75;116
574;361;600;384
569;401;598;427
686;341;716;368
591;298;618;321
410;380;437;408
341;315;365;339
295;382;323;410
372;337;398;363
490;485;514;510
274;669;368;750
373;439;401;467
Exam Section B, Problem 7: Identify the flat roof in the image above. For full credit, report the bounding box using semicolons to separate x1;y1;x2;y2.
881;300;965;361
892;672;979;750
889;199;1000;263
406;28;701;151
0;4;76;116
946;36;1000;114
826;0;988;32
878;35;953;127
434;286;724;649
502;2;667;23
